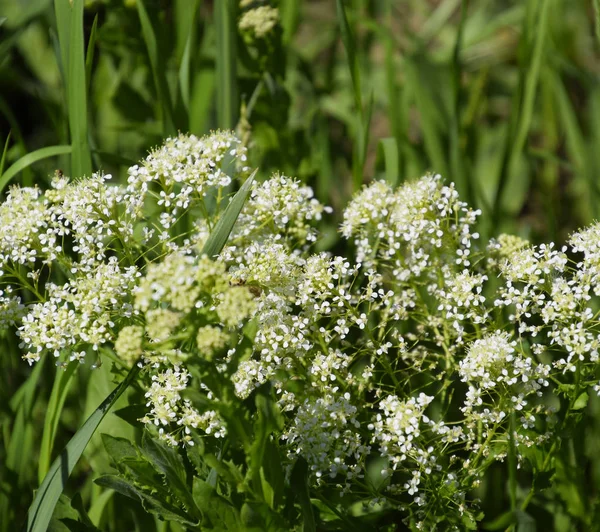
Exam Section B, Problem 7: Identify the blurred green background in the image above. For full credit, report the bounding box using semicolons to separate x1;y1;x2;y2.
2;0;600;529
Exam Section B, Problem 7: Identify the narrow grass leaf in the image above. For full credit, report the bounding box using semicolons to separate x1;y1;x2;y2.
0;131;11;177
215;0;238;129
594;0;600;46
177;0;201;113
378;137;399;187
201;169;257;258
26;364;140;532
85;14;99;93
38;362;78;485
493;0;549;221
336;0;362;117
0;145;71;194
54;0;70;86
6;358;45;486
67;0;92;177
136;0;176;136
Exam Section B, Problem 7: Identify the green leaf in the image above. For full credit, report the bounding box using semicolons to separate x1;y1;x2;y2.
141;432;199;517
335;0;362;117
136;0;176;136
192;478;242;530
573;391;589;410
483;510;516;530
95;475;197;525
215;0;238;129
0;145;71;194
290;458;315;532
26;365;139;532
101;434;138;463
85;14;98;94
66;0;92;177
377;137;399;187
177;0;202;112
0;131;11;177
38;361;78;484
515;510;536;532
201;168;257;258
112;403;147;428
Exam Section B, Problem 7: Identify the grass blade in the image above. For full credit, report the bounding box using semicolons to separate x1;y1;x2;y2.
85;14;99;93
136;0;176;136
54;0;70;86
0;131;11;177
0;145;71;194
25;365;140;532
177;0;201;113
377;138;399;187
215;0;238;129
37;362;77;485
336;0;362;118
201;169;257;258
493;0;549;222
59;0;93;177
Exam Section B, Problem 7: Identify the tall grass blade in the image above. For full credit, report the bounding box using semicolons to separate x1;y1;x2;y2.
0;145;71;194
335;0;362;118
280;0;300;43
85;14;99;93
449;0;470;203
7;358;46;483
58;0;92;177
594;0;600;45
215;0;238;129
54;0;70;86
0;131;11;177
136;0;176;136
493;0;549;222
201;169;257;258
37;362;77;485
378;138;399;187
25;365;140;532
178;0;202;113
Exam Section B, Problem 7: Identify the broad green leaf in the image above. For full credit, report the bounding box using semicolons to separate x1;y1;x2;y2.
192;478;242;530
201;168;257;258
26;365;139;532
101;434;138;463
0;145;71;194
95;475;197;525
141;432;199;517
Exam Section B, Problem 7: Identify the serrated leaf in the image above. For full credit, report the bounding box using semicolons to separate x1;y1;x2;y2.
101;434;138;464
141;432;199;517
192;478;242;530
95;475;198;526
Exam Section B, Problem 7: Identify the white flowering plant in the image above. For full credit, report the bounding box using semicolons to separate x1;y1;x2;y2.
6;132;600;530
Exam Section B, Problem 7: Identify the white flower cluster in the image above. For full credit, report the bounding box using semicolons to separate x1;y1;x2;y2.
6;131;600;528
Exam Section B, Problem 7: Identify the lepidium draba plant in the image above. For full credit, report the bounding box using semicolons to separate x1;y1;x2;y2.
4;133;600;530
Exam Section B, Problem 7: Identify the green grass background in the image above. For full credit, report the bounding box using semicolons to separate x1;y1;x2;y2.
2;0;600;529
